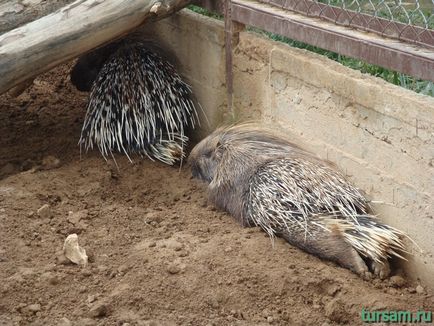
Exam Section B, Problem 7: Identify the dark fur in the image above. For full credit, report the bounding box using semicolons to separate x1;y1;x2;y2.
71;37;179;92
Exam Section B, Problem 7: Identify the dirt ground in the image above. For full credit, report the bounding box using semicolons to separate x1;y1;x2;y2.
0;64;432;326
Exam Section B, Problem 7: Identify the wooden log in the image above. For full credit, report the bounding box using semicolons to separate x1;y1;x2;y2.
0;0;192;95
0;0;76;35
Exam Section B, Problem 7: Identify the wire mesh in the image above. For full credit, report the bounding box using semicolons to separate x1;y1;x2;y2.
262;0;434;47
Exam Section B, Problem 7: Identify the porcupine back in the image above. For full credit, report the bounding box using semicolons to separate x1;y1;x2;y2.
190;124;408;277
247;157;406;264
78;41;199;164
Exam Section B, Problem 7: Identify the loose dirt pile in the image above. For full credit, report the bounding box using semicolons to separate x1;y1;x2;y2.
0;65;432;326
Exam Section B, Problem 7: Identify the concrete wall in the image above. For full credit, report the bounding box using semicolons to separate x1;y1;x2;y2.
146;10;434;287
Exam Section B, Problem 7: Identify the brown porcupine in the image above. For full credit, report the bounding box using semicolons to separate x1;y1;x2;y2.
188;123;407;279
71;39;199;165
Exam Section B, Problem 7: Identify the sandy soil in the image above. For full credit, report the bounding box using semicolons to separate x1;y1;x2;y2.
0;64;432;326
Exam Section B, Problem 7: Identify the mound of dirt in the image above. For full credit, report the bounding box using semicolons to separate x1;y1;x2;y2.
0;65;432;326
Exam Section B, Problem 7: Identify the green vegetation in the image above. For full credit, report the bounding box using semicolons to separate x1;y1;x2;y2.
249;27;434;97
186;6;434;97
187;5;223;20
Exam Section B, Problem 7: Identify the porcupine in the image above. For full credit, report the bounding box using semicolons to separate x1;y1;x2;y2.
70;39;199;165
188;123;407;279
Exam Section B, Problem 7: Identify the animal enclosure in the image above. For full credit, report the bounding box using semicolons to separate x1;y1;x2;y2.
0;0;433;325
189;0;434;285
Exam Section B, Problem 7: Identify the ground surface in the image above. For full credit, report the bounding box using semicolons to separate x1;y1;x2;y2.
0;65;432;326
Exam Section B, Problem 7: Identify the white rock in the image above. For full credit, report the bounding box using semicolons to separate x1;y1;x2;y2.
67;210;88;225
37;204;51;218
63;234;88;266
416;285;425;294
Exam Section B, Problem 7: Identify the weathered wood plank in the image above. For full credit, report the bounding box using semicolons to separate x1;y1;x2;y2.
0;0;191;95
0;0;76;35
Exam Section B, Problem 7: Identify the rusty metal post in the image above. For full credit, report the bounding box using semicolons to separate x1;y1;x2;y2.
224;0;235;118
224;0;245;119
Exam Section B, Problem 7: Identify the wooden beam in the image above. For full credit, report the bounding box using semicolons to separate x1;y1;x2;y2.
0;0;76;35
0;0;192;95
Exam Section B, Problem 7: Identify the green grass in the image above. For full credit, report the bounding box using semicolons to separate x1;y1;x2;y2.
186;6;434;97
249;27;434;97
187;5;223;20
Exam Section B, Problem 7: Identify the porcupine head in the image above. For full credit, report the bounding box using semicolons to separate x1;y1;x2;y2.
189;124;408;279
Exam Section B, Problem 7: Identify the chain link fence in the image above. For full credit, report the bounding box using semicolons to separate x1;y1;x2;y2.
193;0;434;93
262;0;434;47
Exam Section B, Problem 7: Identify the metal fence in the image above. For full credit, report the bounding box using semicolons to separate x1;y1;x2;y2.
195;0;434;84
262;0;434;48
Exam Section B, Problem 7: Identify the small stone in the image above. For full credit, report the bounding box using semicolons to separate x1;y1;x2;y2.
390;275;406;288
49;276;60;285
167;263;181;275
324;299;349;323
18;267;35;276
224;247;232;253
63;234;88;266
16;302;27;312
97;265;108;273
37;204;51;218
387;288;399;295
416;285;424;294
207;297;219;309
27;211;34;218
87;295;97;304
27;303;41;313
144;211;162;224
41;272;60;285
41;155;61;170
117;264;130;274
9;273;24;284
86;250;95;263
165;239;183;251
89;303;109;318
67;210;89;225
67;212;79;225
81;269;92;277
58;317;72;326
148;242;156;248
178;250;189;257
267;316;274;323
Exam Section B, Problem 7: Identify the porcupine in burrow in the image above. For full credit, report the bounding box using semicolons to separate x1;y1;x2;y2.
71;38;200;165
188;123;408;279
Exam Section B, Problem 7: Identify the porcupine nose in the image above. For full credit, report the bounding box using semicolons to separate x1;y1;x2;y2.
190;163;202;180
